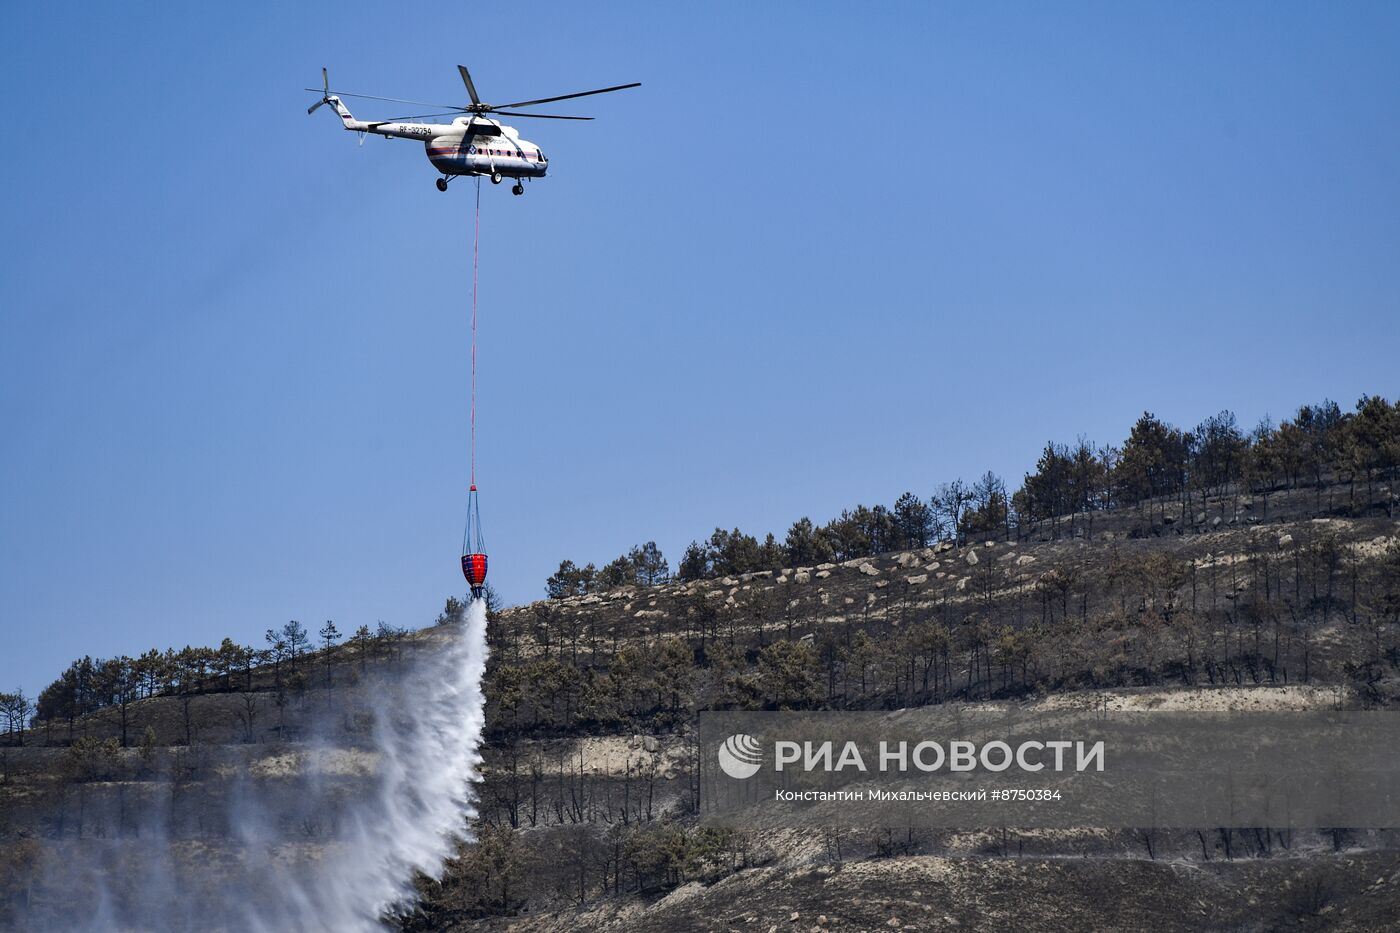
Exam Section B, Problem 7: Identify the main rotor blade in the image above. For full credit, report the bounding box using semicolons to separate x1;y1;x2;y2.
457;65;482;106
304;89;467;110
375;112;464;122
494;82;640;110
489;110;594;120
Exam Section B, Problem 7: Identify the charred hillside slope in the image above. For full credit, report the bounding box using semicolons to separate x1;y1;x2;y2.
484;480;1400;732
415;477;1400;932
4;422;1400;929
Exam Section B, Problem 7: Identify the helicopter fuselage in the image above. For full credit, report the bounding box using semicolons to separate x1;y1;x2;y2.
328;98;547;180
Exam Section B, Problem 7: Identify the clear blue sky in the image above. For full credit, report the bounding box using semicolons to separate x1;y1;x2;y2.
3;2;1398;695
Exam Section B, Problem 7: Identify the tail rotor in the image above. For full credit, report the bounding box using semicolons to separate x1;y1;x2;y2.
307;67;331;115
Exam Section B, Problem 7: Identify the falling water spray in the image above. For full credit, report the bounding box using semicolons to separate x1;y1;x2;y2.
7;600;490;932
244;598;491;931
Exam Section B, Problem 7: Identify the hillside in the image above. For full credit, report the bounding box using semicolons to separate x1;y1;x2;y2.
423;479;1398;931
3;474;1399;930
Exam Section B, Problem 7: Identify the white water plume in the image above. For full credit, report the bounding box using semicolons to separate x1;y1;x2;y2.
9;600;490;932
243;598;490;931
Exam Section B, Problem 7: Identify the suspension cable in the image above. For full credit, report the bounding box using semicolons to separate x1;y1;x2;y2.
471;175;480;489
461;176;486;560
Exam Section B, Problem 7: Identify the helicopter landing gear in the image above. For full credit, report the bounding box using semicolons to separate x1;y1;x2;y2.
490;172;503;185
436;177;449;192
511;183;524;196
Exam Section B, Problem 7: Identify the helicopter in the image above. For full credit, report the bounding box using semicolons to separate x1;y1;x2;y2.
307;64;639;195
